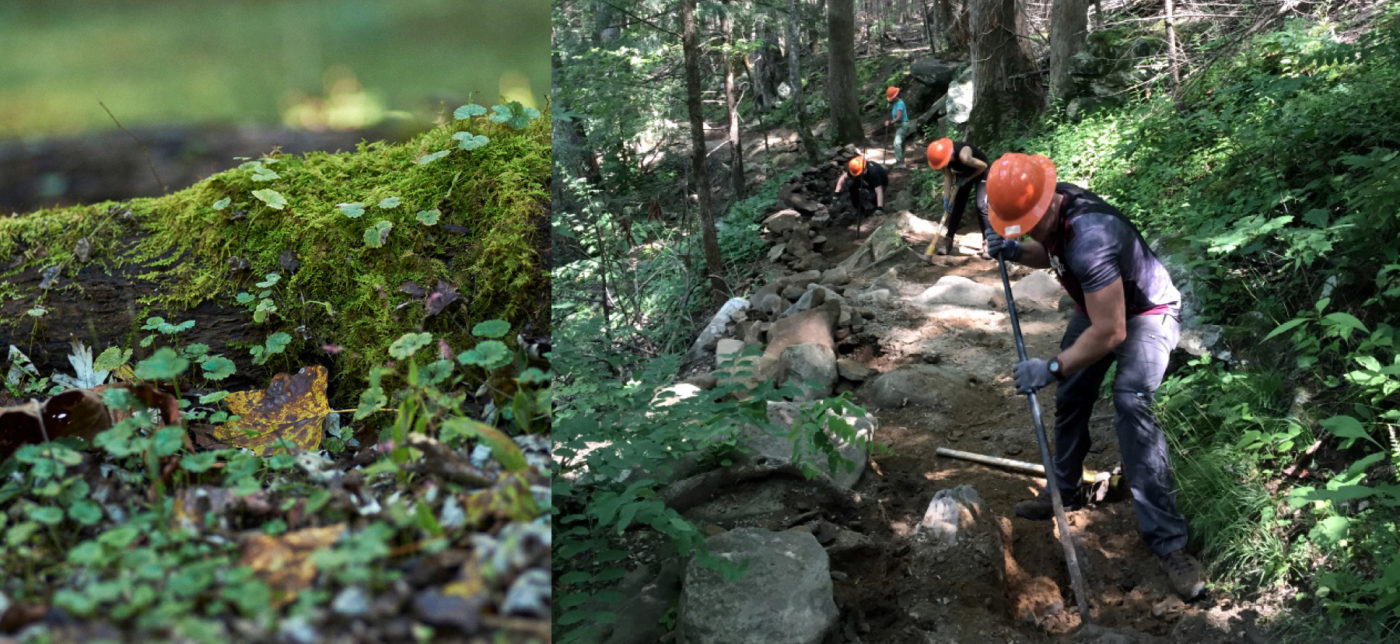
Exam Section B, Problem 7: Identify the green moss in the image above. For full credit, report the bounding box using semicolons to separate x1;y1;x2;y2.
0;113;549;385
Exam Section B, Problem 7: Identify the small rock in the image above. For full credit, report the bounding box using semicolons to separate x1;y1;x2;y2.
412;591;482;634
38;265;60;290
277;616;318;644
1004;445;1022;456
715;338;745;367
278;250;302;275
1153;595;1186;618
332;587;370;617
74;238;91;263
228;256;251;274
502;569;550;617
836;358;873;382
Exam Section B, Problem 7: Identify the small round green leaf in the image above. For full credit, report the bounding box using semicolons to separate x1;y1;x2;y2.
364;220;393;248
417;150;451;165
389;332;434;360
337;202;366;218
181;452;219;473
212;198;231;210
135;347;189;380
201;356;236;380
453;132;489;151
264;332;292;353
453;104;488;119
30;505;64;525
377;196;402;209
68;500;103;526
416;209;440;226
251;189;287;210
457;340;511;369
472;319;511;339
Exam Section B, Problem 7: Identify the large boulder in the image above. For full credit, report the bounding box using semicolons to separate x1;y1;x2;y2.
678;528;838;644
763;401;874;489
916;485;987;546
685;298;751;370
778;343;837;401
945;66;975;124
765;300;839;358
1010;270;1063;312
910;57;962;91
834;216;907;276
913;275;1001;309
869;364;961;408
761;209;804;236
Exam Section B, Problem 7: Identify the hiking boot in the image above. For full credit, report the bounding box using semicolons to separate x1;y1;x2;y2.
1159;550;1206;600
934;236;956;256
1013;487;1083;521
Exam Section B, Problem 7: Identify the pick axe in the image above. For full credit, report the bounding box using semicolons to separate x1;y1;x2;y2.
924;177;970;256
996;256;1093;624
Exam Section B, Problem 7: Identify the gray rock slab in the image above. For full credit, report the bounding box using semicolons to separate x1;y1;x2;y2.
679;528;838;644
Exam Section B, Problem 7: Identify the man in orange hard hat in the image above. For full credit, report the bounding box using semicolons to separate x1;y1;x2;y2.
833;155;887;225
884;86;908;165
983;153;1206;602
926;137;990;256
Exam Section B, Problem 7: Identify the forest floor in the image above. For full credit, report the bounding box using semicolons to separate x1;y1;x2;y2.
671;134;1282;642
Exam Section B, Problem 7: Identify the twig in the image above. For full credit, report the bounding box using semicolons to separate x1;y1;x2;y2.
98;100;168;194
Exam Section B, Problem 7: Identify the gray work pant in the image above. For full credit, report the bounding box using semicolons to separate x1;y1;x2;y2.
1051;310;1187;556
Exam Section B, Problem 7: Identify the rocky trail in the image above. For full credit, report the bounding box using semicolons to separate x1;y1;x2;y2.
599;136;1275;644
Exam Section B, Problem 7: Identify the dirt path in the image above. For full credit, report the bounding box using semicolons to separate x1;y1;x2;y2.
802;154;1271;641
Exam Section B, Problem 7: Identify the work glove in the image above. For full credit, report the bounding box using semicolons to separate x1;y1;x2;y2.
1013;358;1055;393
985;230;1023;262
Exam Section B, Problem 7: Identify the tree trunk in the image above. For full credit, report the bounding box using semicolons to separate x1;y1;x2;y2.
789;0;823;164
920;0;936;53
682;0;727;305
748;22;785;113
827;0;866;146
724;15;746;200
1048;0;1092;106
1165;0;1181;94
967;0;1042;142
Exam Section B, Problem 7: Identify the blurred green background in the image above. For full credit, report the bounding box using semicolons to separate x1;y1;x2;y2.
0;0;550;138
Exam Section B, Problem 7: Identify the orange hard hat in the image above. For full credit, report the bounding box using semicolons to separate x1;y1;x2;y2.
926;138;953;170
885;86;899;101
986;153;1058;238
848;155;867;176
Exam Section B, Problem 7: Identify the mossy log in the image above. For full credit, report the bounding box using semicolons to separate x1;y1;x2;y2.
0;112;549;395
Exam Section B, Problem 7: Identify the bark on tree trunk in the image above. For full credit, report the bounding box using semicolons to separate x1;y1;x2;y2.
1165;0;1181;93
827;0;867;146
789;0;823;164
724;15;746;200
682;0;728;305
1048;0;1092;106
967;0;1042;142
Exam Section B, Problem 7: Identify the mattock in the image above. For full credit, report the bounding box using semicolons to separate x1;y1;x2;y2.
996;256;1093;625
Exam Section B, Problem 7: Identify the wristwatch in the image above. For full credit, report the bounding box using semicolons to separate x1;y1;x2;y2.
1048;357;1065;382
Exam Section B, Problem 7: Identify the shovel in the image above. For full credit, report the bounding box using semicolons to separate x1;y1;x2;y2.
997;256;1092;624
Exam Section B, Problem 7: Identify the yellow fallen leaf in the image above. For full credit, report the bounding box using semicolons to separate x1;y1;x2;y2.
215;365;330;455
238;523;346;606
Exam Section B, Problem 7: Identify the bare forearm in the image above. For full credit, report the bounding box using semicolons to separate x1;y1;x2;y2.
1017;240;1051;268
1056;323;1120;375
